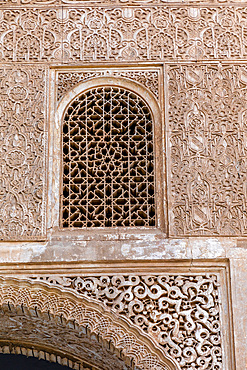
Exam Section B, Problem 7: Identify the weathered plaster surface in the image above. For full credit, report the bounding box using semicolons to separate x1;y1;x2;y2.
0;237;242;263
0;3;246;369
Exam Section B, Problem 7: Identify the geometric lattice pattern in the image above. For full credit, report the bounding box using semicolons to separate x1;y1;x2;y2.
62;86;155;228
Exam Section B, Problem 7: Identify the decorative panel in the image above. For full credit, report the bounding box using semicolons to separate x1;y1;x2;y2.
0;9;62;62
0;276;177;370
61;7;247;62
1;0;247;6
0;65;46;240
0;7;247;62
168;64;247;236
57;70;160;101
34;270;225;370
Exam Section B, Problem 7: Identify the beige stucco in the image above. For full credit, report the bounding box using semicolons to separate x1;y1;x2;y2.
0;2;246;369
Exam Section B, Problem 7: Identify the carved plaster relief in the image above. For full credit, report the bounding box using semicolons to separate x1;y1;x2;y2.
0;0;247;5
0;65;46;240
0;261;233;369
57;70;160;101
35;273;223;370
0;9;63;62
0;277;177;370
0;7;247;62
61;7;247;62
168;64;247;236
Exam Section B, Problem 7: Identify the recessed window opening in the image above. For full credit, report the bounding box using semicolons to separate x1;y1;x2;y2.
62;86;155;228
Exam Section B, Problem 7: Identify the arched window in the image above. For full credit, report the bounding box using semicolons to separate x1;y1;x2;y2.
61;86;155;228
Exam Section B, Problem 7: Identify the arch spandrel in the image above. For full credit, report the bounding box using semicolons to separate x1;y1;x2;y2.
0;277;179;370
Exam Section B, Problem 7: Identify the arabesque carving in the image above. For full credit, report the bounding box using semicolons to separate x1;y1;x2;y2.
168;64;247;236
35;273;222;370
1;7;247;62
0;66;46;240
62;7;247;62
0;9;62;62
0;277;177;370
57;70;159;101
1;0;246;5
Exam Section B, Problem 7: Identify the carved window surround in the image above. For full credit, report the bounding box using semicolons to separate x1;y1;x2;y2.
48;65;166;240
0;260;235;370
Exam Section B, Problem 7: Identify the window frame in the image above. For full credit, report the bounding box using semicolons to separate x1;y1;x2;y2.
48;67;167;239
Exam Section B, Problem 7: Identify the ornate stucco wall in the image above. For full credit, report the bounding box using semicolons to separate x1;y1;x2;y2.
0;1;246;369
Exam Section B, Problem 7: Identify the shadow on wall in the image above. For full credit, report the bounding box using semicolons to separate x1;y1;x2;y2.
0;354;71;370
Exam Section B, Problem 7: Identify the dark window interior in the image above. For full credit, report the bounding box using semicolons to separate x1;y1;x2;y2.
0;354;71;370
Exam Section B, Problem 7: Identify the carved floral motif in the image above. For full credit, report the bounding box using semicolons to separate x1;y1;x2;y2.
0;7;247;61
35;273;222;370
57;70;159;101
0;66;46;239
0;9;62;62
168;64;247;235
61;7;247;62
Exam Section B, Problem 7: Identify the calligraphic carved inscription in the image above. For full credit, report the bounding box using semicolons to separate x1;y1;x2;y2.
36;273;223;370
0;66;46;240
168;64;247;236
1;8;247;62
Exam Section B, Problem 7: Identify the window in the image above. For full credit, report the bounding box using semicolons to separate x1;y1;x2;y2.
61;86;155;228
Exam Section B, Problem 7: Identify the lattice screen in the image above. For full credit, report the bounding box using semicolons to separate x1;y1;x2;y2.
62;86;155;228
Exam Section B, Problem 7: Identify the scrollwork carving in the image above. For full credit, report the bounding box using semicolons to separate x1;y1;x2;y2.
35;273;222;370
0;277;176;370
